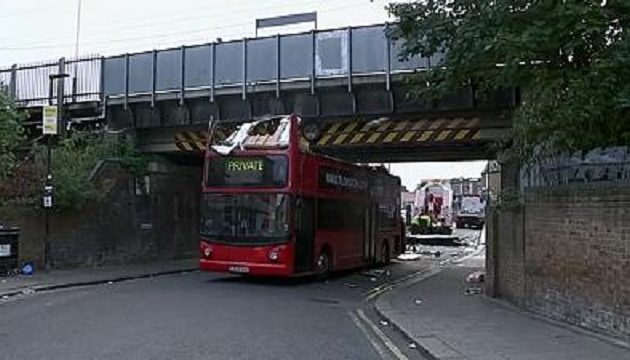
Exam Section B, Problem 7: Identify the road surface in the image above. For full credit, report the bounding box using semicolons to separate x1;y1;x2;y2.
0;230;481;360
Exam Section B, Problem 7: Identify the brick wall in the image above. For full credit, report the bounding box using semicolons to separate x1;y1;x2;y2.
523;185;630;342
0;158;201;269
489;184;630;343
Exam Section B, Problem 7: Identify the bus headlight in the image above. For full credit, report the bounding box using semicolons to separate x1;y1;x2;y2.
268;248;280;261
201;242;213;258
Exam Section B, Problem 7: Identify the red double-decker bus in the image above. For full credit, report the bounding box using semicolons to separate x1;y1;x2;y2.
199;115;403;277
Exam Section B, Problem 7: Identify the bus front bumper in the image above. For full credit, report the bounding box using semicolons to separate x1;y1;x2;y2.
199;259;292;277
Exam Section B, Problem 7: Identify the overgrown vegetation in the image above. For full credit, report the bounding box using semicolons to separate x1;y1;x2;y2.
0;132;146;211
388;1;630;160
50;133;146;210
0;90;25;179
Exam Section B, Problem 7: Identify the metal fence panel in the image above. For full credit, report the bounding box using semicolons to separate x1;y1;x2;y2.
64;58;102;101
247;37;276;82
15;63;57;105
280;33;311;79
128;53;152;94
103;56;126;96
390;39;428;70
316;29;348;76
156;49;182;91
185;45;212;88
216;41;243;85
351;25;387;73
0;70;11;93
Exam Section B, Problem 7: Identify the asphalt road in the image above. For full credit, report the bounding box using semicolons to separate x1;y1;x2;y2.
0;230;481;360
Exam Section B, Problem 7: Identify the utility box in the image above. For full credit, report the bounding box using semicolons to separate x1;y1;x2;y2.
0;226;19;276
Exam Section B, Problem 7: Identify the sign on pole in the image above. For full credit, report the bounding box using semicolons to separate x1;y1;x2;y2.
42;105;58;135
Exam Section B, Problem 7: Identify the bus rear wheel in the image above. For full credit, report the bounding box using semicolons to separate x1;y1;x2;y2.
316;251;331;279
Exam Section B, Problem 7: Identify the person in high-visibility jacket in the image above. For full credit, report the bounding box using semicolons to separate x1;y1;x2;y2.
412;214;433;234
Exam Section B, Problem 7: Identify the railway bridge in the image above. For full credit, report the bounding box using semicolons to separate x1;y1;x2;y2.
2;24;516;163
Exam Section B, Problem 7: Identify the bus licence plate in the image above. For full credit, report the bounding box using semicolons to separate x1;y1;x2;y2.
228;266;249;274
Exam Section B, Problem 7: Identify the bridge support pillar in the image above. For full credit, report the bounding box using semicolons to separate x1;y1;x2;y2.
485;156;524;302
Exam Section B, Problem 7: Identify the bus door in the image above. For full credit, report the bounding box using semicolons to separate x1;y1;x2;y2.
364;203;377;262
294;198;315;273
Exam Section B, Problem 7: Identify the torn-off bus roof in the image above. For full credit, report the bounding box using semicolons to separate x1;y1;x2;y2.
209;116;292;155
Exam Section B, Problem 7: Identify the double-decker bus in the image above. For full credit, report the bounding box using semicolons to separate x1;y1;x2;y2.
199;115;403;277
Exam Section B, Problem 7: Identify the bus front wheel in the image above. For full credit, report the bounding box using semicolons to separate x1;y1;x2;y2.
316;251;331;278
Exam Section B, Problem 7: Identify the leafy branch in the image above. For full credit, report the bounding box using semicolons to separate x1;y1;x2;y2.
388;0;630;160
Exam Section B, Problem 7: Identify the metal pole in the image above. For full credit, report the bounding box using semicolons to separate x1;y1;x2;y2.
56;58;66;135
74;0;82;59
44;70;68;272
44;144;51;272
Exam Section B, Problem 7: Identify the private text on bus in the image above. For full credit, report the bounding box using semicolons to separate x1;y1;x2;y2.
199;114;403;277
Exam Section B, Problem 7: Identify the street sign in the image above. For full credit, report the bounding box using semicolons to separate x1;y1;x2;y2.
42;105;58;135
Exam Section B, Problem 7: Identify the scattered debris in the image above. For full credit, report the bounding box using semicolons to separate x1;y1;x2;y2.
362;269;386;277
344;283;358;288
107;281;114;285
21;288;35;295
397;253;421;261
466;271;485;283
414;299;423;305
379;320;389;326
465;287;483;295
1;295;8;299
408;343;417;349
370;277;377;282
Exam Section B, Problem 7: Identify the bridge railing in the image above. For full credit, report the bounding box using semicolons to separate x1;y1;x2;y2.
103;24;443;101
0;57;102;107
2;24;443;106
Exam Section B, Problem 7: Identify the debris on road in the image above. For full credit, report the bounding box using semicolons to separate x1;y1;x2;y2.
414;299;423;305
379;320;389;326
344;283;358;288
21;288;35;295
1;295;8;299
408;342;417;349
398;253;421;261
466;271;485;283
362;269;386;277
465;287;483;295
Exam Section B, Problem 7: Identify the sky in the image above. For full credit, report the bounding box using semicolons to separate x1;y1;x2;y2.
0;0;487;188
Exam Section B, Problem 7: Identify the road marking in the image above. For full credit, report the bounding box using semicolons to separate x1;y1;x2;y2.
364;284;394;301
349;311;395;360
355;309;409;360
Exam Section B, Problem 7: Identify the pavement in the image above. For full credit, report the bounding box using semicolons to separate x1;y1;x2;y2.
0;258;198;298
376;249;630;360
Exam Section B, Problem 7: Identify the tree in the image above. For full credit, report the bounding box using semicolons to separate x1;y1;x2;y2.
388;0;630;160
0;91;25;179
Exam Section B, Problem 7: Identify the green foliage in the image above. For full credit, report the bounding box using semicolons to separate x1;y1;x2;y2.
51;133;146;210
388;0;630;160
0;91;25;179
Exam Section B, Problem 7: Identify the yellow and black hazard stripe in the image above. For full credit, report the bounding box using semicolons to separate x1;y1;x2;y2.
174;131;207;152
314;117;487;147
